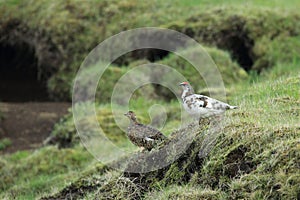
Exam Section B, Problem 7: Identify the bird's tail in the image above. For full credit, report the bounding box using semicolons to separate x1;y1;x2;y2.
229;105;238;109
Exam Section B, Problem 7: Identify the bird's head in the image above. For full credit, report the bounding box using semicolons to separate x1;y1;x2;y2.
124;111;137;121
179;81;190;88
179;81;194;97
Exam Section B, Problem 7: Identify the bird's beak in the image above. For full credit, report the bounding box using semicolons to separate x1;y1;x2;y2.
124;113;127;116
179;82;184;86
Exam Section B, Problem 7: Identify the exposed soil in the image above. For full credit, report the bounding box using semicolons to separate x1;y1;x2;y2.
0;102;70;153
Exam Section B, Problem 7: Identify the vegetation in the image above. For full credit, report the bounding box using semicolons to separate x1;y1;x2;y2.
0;114;9;151
1;0;300;100
0;110;3;121
0;0;299;199
0;146;93;199
0;138;11;151
1;65;298;199
40;69;299;200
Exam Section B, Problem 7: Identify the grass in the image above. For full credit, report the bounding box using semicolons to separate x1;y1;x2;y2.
3;0;300;10
1;0;300;100
0;146;94;199
0;0;299;199
0;65;299;199
2;61;295;199
0;138;11;151
144;185;226;199
172;0;300;10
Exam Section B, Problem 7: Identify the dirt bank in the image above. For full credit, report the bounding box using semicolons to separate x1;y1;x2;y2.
0;102;70;153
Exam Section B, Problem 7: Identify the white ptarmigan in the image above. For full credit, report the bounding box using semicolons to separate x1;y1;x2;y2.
179;82;238;122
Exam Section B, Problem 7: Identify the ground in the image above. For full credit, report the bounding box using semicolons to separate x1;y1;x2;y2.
0;102;70;153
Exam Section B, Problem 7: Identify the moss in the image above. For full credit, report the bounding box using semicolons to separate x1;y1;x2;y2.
159;164;186;186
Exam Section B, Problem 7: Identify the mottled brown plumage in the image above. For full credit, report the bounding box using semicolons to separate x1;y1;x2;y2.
124;111;167;151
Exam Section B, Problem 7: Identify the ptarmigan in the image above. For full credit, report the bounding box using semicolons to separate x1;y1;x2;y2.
179;82;237;123
124;111;168;151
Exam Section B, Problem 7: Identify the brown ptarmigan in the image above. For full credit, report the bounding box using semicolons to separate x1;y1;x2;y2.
124;111;168;151
179;82;238;123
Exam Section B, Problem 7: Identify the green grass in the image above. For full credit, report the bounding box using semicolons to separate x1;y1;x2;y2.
82;62;300;198
1;0;300;100
0;0;300;199
0;138;11;151
20;62;298;199
173;0;300;11
0;63;299;199
3;0;300;10
0;146;94;199
0;0;21;6
144;185;226;199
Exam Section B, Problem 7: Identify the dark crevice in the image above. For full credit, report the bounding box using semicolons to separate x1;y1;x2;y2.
217;30;255;71
0;41;50;102
113;33;255;72
133;49;170;62
113;49;170;66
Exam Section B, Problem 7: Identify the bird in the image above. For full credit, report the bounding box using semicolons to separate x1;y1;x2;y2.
179;82;238;123
124;111;168;151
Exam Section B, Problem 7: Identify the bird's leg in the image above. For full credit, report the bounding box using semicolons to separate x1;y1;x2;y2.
139;147;145;152
199;117;210;126
198;117;205;125
198;118;202;125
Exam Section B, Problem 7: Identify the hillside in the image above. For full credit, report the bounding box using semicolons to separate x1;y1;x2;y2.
0;0;299;199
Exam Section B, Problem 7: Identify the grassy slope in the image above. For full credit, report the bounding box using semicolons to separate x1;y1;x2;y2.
0;64;298;199
0;146;94;199
0;0;299;199
144;68;300;199
48;66;299;199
